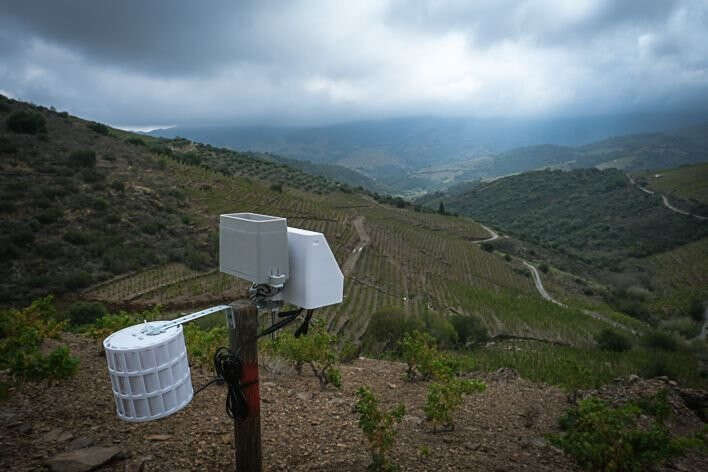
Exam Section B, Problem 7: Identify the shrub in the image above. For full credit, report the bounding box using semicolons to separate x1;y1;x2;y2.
364;307;422;351
63;230;90;245
424;377;486;432
0;136;17;154
183;324;228;367
6;111;46;134
642;331;679;352
539;263;549;273
0;297;78;382
551;396;690;471
480;242;494;252
63;271;92;291
270;183;283;192
271;319;341;389
88;121;110;135
687;298;704;323
126;137;145;146
69;149;96;167
110;180;125;192
36;207;63;224
67;301;107;326
595;329;631;352
399;330;438;381
449;314;488;347
355;386;405;472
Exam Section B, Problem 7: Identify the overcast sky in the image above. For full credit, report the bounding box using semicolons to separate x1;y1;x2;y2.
1;0;707;129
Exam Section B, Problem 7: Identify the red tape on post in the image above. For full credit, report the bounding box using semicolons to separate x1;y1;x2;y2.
241;362;260;417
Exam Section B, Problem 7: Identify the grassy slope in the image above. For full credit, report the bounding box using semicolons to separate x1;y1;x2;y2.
637;163;708;215
4;96;622;348
427;168;708;266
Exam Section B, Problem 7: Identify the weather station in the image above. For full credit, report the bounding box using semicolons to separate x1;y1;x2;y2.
102;212;344;471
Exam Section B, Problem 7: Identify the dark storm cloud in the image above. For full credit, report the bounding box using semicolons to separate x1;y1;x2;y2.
0;0;706;127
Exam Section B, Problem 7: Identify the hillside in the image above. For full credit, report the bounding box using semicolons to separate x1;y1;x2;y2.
636;163;708;216
151;117;708;195
420;168;708;265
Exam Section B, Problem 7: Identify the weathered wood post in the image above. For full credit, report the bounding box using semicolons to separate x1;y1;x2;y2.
227;300;262;472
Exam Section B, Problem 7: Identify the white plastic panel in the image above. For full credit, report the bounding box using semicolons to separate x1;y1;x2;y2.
219;212;289;286
103;321;193;422
280;227;343;309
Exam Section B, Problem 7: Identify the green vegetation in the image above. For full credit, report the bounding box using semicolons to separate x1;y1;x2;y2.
355;386;405;472
427;168;708;265
594;329;631;352
399;331;438;381
270;320;341;389
6;110;47;134
460;341;702;390
67;301;107;326
69;149;97;167
638;162;708;214
0;297;78;382
424;376;485;432
87;121;110;136
551;394;700;471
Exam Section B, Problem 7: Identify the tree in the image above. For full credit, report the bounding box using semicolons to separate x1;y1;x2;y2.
438;201;446;215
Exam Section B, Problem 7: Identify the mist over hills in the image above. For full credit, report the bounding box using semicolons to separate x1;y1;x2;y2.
149;112;707;166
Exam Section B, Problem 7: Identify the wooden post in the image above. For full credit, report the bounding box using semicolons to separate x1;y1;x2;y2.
228;300;262;472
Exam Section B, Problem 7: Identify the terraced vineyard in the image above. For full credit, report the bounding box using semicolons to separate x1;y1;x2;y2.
1;96;648;349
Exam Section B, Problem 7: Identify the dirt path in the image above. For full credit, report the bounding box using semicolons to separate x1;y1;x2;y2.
627;174;708;220
341;216;370;276
473;223;499;243
471;225;639;335
522;261;565;307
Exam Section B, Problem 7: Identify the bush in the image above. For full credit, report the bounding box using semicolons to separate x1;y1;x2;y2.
0;297;78;382
642;331;679;352
183;324;228;367
399;330;438;381
355;386;405;472
67;301;107;326
450;314;488;347
110;180;125;192
0;136;17;154
63;271;92;291
551;396;690;471
63;230;90;245
539;263;549;273
88;122;110;135
69;149;96;167
480;242;494;252
271;319;341;389
424;377;486;432
364;307;422;351
6;111;47;134
270;183;283;192
687;298;704;323
595;329;631;352
126;137;145;146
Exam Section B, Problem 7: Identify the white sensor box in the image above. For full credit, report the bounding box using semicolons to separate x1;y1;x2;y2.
281;227;343;309
219;213;289;286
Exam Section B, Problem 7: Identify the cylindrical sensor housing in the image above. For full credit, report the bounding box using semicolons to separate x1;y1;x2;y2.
103;321;193;422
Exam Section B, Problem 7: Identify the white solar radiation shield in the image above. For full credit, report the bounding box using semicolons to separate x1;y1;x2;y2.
104;321;193;422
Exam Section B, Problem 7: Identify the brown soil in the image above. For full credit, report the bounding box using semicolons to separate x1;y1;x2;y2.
0;333;705;471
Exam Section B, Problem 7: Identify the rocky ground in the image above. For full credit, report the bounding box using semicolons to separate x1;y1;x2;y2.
0;333;705;471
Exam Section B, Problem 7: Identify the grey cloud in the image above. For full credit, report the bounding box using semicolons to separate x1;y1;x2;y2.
0;0;706;127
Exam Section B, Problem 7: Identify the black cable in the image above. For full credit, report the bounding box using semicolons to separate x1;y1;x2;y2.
213;346;250;420
193;308;316;420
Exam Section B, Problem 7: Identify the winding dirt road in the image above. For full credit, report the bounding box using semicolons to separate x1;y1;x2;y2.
341;216;370;276
627;174;708;220
473;225;638;335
